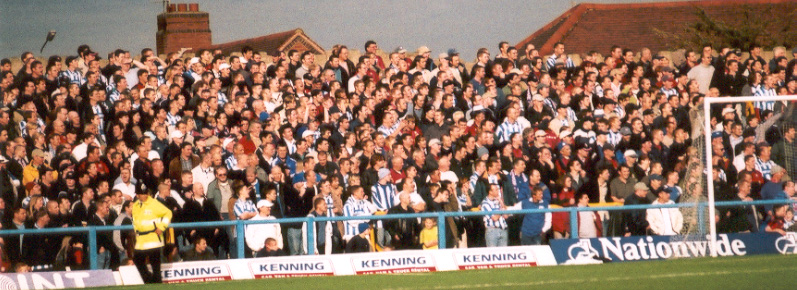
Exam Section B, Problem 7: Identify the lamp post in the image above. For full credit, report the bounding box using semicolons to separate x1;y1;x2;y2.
40;30;56;53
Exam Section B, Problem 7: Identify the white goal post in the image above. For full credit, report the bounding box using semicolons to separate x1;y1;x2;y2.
704;95;797;257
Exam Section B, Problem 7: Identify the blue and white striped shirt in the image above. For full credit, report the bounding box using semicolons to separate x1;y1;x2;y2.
546;54;574;70
371;183;397;211
59;69;83;85
496;119;523;143
469;173;480;192
753;86;776;112
166;113;180;127
224;155;238;170
607;130;623;146
323;194;335;217
481;197;507;229
378;122;400;137
755;157;775;180
233;199;257;219
343;197;375;237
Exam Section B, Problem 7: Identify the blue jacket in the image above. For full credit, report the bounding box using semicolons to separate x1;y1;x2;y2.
520;197;550;236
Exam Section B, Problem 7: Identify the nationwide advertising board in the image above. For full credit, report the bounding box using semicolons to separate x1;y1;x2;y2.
0;270;117;289
550;232;796;264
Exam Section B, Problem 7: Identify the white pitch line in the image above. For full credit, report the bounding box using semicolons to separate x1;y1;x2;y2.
384;266;797;290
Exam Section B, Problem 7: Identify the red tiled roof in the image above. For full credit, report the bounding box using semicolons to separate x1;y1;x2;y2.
517;0;797;56
207;28;324;56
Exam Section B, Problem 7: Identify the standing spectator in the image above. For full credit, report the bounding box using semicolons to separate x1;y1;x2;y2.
624;183;651;236
575;193;602;238
480;184;508;247
646;189;683;235
245;200;282;256
386;192;419;250
520;188;551;245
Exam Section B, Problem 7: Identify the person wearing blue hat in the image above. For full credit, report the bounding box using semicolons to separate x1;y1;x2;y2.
345;222;371;253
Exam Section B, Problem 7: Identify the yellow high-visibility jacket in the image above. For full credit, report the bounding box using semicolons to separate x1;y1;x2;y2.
131;197;172;250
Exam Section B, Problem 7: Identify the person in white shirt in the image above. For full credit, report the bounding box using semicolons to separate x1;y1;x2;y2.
245;200;282;256
647;189;683;235
191;152;215;195
112;167;136;200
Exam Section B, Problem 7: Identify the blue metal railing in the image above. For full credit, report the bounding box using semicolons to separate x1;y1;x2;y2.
0;199;790;269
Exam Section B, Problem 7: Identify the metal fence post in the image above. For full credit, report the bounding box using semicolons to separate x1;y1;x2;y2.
437;213;446;249
698;203;706;235
88;228;98;270
307;216;315;255
236;219;245;259
569;207;579;238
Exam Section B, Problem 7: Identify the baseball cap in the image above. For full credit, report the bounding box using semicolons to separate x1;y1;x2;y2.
721;108;735;115
358;223;370;234
771;164;785;175
417;46;431;54
0;155;7;163
438;53;449;59
649;174;664;181
559;130;572;139
620;127;632;136
257;200;274;209
219;63;231;70
711;131;722;139
442;80;454;87
624;150;638;158
428;138;441;146
532;94;544;102
477;147;489;158
395;46;407;53
535;130;547;137
378;168;390;180
170;130;184;139
634;182;650;191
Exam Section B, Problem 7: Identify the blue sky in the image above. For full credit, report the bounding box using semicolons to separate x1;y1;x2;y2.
0;0;684;60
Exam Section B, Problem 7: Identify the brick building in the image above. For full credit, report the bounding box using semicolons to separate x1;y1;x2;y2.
516;0;797;57
156;2;324;56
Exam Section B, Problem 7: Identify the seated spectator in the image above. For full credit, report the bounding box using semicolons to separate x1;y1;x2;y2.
182;237;215;261
345;223;371;253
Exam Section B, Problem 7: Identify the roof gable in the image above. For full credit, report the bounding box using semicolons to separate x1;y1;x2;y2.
517;0;797;56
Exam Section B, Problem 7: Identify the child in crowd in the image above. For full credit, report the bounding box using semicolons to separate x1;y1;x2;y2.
419;218;438;250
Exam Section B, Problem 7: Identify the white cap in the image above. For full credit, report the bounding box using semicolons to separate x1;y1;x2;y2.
170;130;184;139
257;200;274;208
301;130;315;139
189;57;200;65
222;138;235;149
559;130;572;138
219;63;231;70
428;138;441;146
532;94;544;102
722;108;735;115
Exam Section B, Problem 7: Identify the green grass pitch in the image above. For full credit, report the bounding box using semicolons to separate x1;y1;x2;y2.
103;254;797;289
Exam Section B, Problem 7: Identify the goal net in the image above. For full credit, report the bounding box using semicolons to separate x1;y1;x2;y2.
702;95;797;255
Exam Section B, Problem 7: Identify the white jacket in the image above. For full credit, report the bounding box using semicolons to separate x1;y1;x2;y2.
245;214;282;251
646;200;683;235
302;212;334;255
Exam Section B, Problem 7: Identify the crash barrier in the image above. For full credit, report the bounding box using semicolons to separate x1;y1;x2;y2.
0;199;792;270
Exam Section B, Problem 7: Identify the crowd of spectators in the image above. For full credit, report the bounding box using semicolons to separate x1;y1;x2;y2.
0;39;796;272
